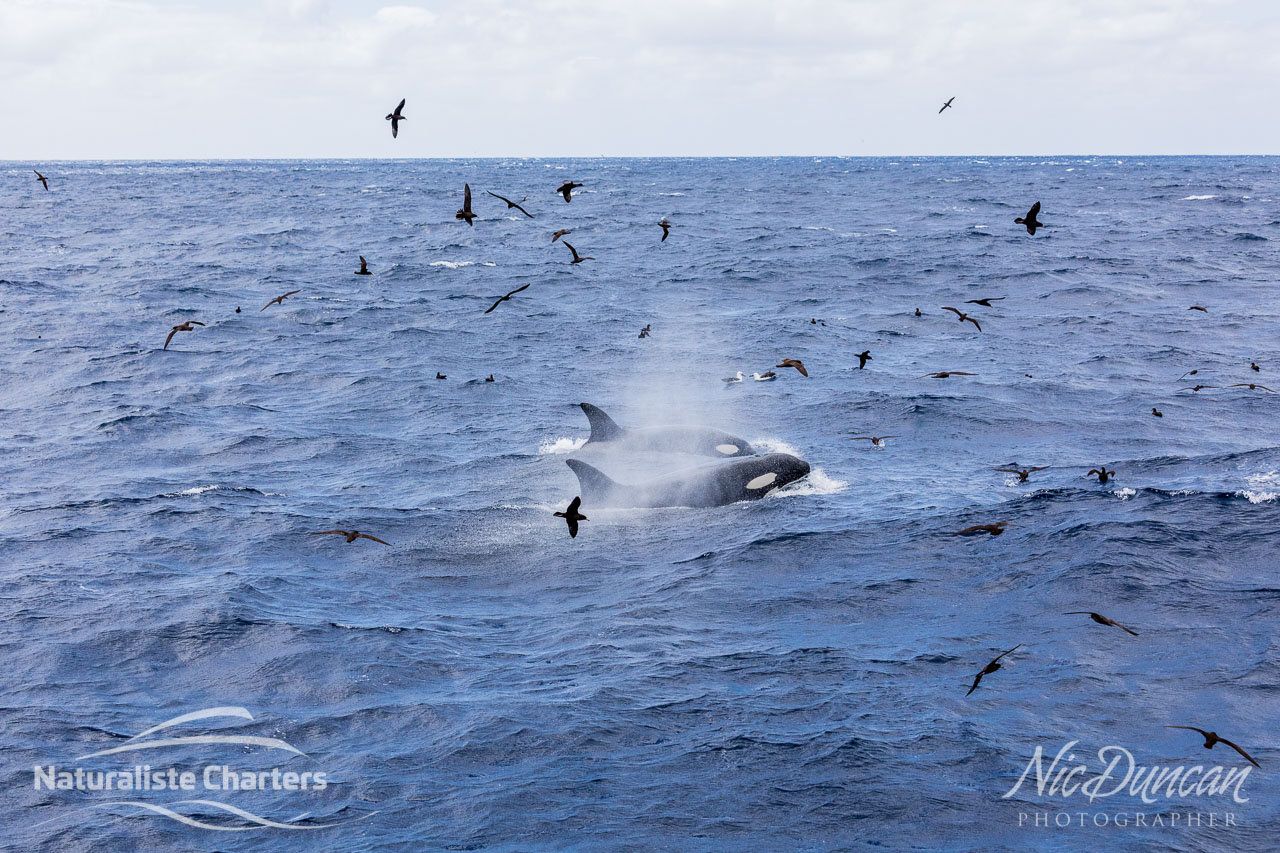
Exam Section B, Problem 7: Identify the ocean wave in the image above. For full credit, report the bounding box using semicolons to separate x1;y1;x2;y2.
539;436;587;455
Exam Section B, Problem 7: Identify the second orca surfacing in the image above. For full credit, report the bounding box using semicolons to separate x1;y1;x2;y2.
579;402;757;458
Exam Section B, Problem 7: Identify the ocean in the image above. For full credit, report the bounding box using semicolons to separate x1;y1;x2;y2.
1;157;1278;851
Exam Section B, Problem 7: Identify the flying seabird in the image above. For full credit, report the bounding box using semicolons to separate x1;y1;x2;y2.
852;436;898;447
261;289;301;311
1064;611;1139;636
659;219;671;241
311;529;391;546
638;324;651;339
557;181;583;203
920;371;977;379
1014;201;1044;235
965;297;1005;307
1165;727;1260;768
941;306;982;331
163;320;204;350
1188;305;1208;312
856;350;872;369
1178;369;1201;381
752;372;776;382
1086;467;1114;484
484;283;531;314
1179;385;1218;392
776;358;808;377
385;98;406;138
552;229;570;243
456;183;477;226
33;170;49;191
554;496;588;538
564;242;594;264
1231;383;1275;392
966;645;1021;696
939;96;955;114
723;371;744;384
355;256;372;275
994;467;1049;482
487;191;534;218
953;522;1015;537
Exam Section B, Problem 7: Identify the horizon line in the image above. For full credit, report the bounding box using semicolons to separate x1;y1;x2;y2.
3;153;1278;163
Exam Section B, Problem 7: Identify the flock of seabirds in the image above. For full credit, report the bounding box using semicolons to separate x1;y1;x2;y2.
22;94;1267;770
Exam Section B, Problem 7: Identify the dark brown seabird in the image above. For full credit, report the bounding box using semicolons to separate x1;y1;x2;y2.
1014;201;1044;235
554;496;588;538
966;645;1021;696
385;98;406;138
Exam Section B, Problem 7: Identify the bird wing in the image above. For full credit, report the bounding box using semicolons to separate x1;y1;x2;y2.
568;496;581;514
1027;201;1041;219
359;256;368;270
394;98;405;115
390;119;398;139
564;242;580;260
851;437;874;441
463;183;472;213
483;297;504;314
993;469;1022;475
964;317;982;332
163;328;178;350
513;201;533;218
879;435;899;439
260;298;276;311
311;530;349;536
567;517;579;538
1111;619;1139;636
487;190;510;205
966;671;983;695
355;533;392;545
284;290;300;298
1028;466;1050;472
941;306;962;317
1166;725;1210;736
506;283;532;298
993;644;1022;662
1217;737;1262;768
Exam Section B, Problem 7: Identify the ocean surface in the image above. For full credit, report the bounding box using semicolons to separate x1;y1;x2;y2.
1;157;1278;851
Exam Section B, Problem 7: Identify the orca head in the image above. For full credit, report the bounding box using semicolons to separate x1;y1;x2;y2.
740;453;810;495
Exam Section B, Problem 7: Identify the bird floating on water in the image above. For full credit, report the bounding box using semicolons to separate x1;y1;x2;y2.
1152;407;1163;417
385;98;406;138
638;324;651;339
1065;611;1139;636
163;320;204;350
966;645;1021;696
1014;201;1044;235
752;372;776;382
724;371;744;384
261;289;300;311
1086;467;1114;484
436;372;446;380
312;529;391;546
954;522;1014;536
484;283;531;314
554;496;588;538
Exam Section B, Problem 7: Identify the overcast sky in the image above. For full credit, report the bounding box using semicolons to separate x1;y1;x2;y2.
2;0;1277;158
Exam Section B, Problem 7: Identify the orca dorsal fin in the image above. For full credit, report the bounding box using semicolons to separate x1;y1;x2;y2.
580;403;626;443
565;459;622;501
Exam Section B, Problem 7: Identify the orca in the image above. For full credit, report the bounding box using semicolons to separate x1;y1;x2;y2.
579;402;757;458
566;453;810;508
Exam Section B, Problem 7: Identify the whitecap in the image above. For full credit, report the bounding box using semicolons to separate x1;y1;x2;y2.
770;468;848;497
1181;195;1216;201
539;436;586;455
1113;487;1137;500
429;260;475;269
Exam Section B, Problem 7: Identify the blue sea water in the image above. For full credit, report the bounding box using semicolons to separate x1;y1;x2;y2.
1;157;1278;851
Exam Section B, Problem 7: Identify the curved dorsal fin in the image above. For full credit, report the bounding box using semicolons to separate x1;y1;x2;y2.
565;459;622;501
580;402;626;443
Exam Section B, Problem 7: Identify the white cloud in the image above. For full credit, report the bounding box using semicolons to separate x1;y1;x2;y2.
0;0;1274;157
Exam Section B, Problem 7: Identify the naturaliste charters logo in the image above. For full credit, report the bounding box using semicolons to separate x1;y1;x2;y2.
1003;740;1253;804
32;706;375;831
